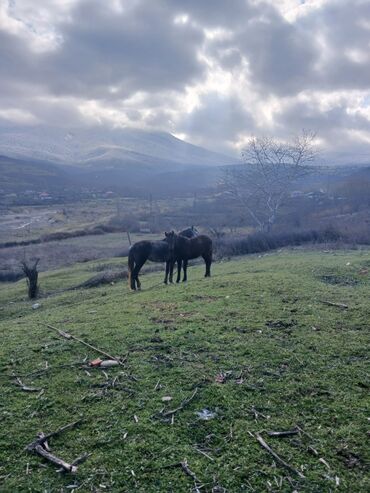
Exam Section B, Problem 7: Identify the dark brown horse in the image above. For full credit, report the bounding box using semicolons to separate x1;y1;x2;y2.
127;227;198;290
128;238;171;290
164;231;212;282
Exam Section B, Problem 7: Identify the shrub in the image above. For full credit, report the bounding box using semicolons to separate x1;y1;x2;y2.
214;227;344;258
0;270;24;282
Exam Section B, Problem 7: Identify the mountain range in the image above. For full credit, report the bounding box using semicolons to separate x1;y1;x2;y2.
1;124;369;198
0;125;239;196
0;125;238;168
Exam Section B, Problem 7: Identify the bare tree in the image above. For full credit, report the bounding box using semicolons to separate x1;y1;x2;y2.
21;258;40;299
221;131;317;231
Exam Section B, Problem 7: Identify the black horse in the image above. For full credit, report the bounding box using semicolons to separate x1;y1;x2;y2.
127;227;198;290
164;231;212;282
179;225;199;238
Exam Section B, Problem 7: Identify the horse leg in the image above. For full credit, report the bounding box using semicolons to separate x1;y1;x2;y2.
182;259;188;282
164;261;170;284
130;263;137;290
203;253;212;277
169;260;174;283
133;260;145;290
176;259;182;283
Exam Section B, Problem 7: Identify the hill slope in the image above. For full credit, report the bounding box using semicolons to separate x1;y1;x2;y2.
0;125;238;168
0;155;72;192
0;250;369;492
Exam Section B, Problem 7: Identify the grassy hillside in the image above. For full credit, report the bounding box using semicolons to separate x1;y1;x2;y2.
0;155;72;192
0;249;369;492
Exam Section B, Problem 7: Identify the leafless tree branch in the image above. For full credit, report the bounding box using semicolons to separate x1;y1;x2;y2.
221;131;317;231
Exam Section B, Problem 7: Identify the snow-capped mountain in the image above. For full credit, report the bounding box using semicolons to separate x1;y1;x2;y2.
0;125;238;168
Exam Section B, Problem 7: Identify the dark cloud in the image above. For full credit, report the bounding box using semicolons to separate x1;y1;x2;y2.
0;0;369;156
179;92;255;151
44;1;205;99
0;0;206;101
237;14;319;96
306;0;370;92
273;97;370;155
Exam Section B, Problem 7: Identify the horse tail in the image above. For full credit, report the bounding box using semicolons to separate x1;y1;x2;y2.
127;247;135;288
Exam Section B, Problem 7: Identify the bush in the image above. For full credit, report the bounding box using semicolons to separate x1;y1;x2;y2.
214;227;343;258
0;270;24;282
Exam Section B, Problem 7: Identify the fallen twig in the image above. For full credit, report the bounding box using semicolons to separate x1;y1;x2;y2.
31;445;78;473
266;428;299;437
147;460;202;491
71;452;91;467
249;406;268;420
296;425;315;441
181;459;202;491
320;301;348;309
26;421;86;474
319;457;331;470
307;445;319;456
37;432;50;452
44;323;126;365
252;432;305;479
55;453;91;474
194;447;214;461
26;421;81;450
161;388;198;418
14;377;42;392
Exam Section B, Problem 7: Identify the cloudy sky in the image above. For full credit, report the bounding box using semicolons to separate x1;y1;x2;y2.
1;0;370;156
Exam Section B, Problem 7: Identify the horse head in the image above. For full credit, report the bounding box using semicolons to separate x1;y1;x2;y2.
179;226;198;238
164;230;177;254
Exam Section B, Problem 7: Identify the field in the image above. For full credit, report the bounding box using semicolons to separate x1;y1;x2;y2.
0;197;195;274
0;249;369;492
0;197;194;243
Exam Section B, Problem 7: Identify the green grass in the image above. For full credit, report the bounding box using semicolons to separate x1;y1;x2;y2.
0;249;369;492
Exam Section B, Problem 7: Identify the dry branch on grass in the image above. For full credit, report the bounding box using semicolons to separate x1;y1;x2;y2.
14;377;42;392
320;300;348;309
266;429;300;437
251;432;305;479
160;388;198;418
26;421;87;474
180;459;202;491
148;459;202;492
44;323;126;365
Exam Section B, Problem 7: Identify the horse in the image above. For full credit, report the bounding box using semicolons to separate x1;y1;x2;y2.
164;231;212;283
165;226;198;284
128;238;170;290
179;225;199;238
127;227;198;290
